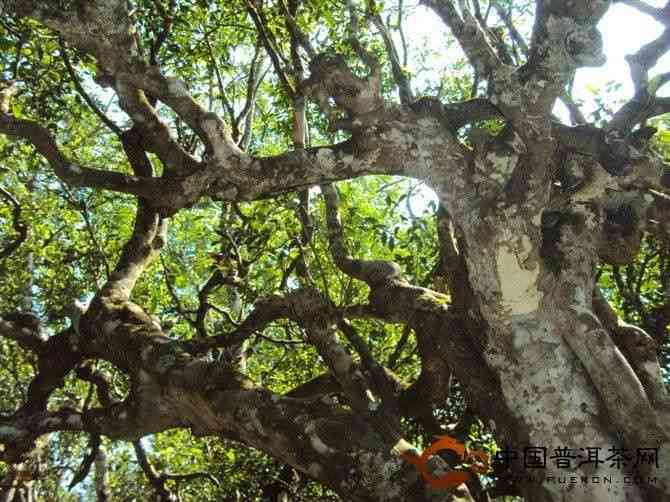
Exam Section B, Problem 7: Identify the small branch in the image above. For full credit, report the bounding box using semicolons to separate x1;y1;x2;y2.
256;332;304;345
386;325;411;369
148;0;176;66
133;440;179;502
396;0;409;68
59;187;111;279
338;319;398;408
286;3;308;150
160;255;191;322
68;434;101;490
279;0;316;59
609;6;669;132
181;292;304;354
0;185;27;260
237;45;268;150
293;189;314;283
246;0;296;98
321;183;403;286
194;270;228;338
203;32;237;132
0;111;164;200
491;1;528;55
60;39;122;136
347;0;381;73
364;0;413;104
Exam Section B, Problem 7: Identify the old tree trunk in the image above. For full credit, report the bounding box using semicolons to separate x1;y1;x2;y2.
0;0;669;500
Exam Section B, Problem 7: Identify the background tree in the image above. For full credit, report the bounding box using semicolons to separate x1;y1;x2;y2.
0;0;668;501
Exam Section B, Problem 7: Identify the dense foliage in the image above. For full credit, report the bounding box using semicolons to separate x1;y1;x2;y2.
0;0;668;501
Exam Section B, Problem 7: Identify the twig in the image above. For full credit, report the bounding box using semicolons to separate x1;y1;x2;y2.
0;185;27;260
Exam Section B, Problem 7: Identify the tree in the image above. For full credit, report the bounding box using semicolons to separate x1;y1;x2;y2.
0;0;668;500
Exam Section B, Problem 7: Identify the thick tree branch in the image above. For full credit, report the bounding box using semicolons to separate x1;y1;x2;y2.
322;183;403;286
609;11;670;133
113;81;201;176
0;314;82;419
95;202;166;301
2;295;469;501
182;290;306;355
293;291;389;417
625;28;670;92
593;288;670;415
617;0;670;23
561;301;670;464
434;206;470;307
529;0;608;75
94;446;111;502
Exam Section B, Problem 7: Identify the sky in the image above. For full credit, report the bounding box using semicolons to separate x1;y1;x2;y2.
400;0;670;120
576;1;670;101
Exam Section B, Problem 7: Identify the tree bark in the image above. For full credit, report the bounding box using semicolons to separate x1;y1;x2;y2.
0;1;669;501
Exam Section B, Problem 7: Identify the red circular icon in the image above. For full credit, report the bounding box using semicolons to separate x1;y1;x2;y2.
401;436;490;489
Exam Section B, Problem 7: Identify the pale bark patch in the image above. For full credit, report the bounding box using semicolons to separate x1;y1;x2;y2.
496;244;541;315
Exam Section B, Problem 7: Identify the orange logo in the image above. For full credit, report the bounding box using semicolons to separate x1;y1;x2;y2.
401;436;490;489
